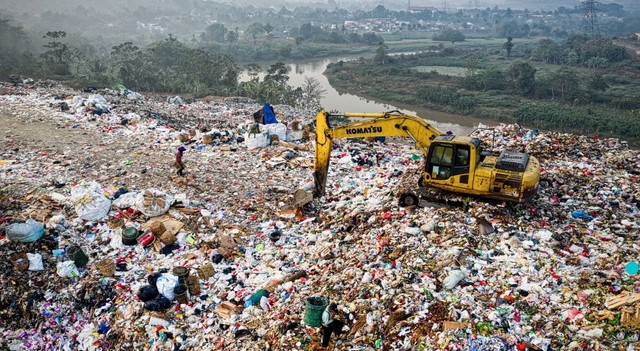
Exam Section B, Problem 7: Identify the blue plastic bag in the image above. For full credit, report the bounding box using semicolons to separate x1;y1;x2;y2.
6;219;45;242
571;210;593;221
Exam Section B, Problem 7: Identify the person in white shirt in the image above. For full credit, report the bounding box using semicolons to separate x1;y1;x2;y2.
321;303;344;348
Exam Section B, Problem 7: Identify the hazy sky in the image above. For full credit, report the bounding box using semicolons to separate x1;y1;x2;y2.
209;0;639;12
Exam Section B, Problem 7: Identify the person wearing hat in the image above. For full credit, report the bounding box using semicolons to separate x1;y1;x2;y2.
174;146;186;176
321;303;344;348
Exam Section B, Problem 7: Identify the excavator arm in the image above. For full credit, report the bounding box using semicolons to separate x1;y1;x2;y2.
314;110;443;197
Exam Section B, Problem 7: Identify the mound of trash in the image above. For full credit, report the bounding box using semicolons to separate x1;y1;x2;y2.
0;80;639;351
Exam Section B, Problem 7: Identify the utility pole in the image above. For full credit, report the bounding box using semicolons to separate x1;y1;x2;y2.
580;0;601;41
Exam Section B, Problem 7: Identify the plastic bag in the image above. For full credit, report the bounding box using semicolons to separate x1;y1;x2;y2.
71;181;112;221
57;260;80;278
443;270;466;290
156;273;179;300
27;253;44;271
147;272;162;286
112;192;138;208
137;285;159;302
6;219;45;242
571;210;593;221
144;296;172;311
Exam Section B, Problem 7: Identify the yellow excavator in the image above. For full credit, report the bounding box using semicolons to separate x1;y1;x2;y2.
313;110;541;206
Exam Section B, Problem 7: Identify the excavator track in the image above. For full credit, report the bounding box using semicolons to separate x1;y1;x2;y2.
395;165;475;208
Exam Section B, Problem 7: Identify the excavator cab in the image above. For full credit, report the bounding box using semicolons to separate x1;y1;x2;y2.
423;136;478;187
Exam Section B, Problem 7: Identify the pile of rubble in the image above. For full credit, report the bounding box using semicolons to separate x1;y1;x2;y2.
1;80;639;351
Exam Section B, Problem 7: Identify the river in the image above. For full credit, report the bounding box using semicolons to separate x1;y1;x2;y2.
280;56;495;135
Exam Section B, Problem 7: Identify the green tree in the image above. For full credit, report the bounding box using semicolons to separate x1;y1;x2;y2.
264;62;289;86
587;72;608;92
548;67;580;101
0;19;29;78
41;31;74;75
244;63;262;82
532;38;561;64
246;22;265;43
298;76;326;110
477;68;504;91
201;23;228;43
263;22;274;39
495;20;530;38
225;28;239;44
432;28;465;44
374;41;389;65
585;57;607;70
505;61;536;96
462;55;480;89
503;36;514;59
110;41;150;91
362;32;382;45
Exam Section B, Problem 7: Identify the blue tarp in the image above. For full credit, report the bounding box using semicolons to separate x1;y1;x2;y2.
263;102;278;124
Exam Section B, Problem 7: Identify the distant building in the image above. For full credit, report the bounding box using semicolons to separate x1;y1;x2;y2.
409;6;437;12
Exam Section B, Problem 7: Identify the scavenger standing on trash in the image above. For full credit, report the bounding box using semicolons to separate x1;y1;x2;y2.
175;146;186;176
321;303;344;348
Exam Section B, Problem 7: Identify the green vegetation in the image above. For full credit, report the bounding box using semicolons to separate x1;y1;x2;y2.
326;35;640;144
1;0;640;140
413;66;469;76
432;29;465;44
0;12;384;105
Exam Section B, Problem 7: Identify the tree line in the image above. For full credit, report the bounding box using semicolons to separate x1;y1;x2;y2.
0;18;335;108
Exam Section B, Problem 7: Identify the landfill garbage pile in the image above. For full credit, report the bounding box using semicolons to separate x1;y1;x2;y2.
1;80;639;351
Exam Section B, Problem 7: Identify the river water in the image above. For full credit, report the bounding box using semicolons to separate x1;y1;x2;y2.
281;56;495;135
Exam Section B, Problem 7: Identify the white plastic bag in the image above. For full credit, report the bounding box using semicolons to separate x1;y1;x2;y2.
27;253;44;271
443;270;466;290
71;182;112;221
112;192;138;208
156;273;179;301
57;261;80;278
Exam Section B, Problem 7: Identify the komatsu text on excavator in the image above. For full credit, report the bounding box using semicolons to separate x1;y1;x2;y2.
313;110;541;205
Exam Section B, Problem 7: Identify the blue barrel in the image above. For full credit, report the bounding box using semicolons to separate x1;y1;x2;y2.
304;296;328;327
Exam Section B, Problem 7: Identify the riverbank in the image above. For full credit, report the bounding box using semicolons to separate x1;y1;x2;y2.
323;53;640;147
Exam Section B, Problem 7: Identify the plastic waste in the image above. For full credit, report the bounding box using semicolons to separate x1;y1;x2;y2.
148;272;162;286
112;192;138;208
6;219;45;242
27;253;44;271
571;210;593;221
56;260;80;278
70;182;112;221
137;285;160;302
156;273;179;300
443;270;466;290
144;296;172;311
